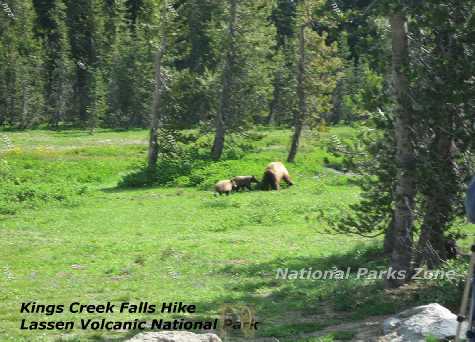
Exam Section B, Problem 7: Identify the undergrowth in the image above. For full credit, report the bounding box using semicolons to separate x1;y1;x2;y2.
118;131;263;189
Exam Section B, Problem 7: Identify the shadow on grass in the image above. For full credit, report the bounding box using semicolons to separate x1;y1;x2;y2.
179;244;395;339
63;244;465;341
208;245;466;340
69;245;394;341
188;243;462;340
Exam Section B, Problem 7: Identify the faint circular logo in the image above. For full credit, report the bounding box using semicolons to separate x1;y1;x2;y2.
219;304;258;338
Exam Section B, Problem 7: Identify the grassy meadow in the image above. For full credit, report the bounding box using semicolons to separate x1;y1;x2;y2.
0;127;469;341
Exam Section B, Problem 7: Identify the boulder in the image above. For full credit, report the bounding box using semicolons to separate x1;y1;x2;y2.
127;331;222;342
382;303;465;341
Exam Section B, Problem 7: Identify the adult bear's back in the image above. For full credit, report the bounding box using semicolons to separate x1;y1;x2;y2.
261;162;292;190
265;162;289;181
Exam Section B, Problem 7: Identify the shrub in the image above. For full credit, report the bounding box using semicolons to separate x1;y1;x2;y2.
0;169;89;215
118;133;259;189
0;148;103;216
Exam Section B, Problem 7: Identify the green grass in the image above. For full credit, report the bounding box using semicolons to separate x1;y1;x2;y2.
0;126;467;341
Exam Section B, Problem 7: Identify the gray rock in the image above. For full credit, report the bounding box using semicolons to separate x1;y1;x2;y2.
382;303;465;341
127;331;222;342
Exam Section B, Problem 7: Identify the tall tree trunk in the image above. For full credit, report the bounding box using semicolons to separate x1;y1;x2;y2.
20;77;29;129
51;69;66;128
267;70;282;125
386;13;416;289
416;204;448;267
211;104;226;160
383;215;395;255
148;36;168;169
415;127;455;268
416;107;459;268
211;0;237;161
415;30;458;268
329;78;343;124
287;25;306;163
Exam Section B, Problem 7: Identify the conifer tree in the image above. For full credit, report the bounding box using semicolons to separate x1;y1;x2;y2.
148;0;175;169
288;0;342;162
32;0;72;127
0;0;45;127
211;0;276;160
65;0;99;126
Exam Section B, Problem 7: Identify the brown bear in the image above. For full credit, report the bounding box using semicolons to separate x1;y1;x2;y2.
260;162;293;190
231;176;259;191
215;179;237;196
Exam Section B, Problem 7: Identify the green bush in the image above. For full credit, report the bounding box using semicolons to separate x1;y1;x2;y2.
0;148;120;216
0;160;89;215
118;133;259;189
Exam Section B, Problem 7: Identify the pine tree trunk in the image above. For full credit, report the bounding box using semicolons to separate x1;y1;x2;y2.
415;31;459;269
416;206;448;268
329;78;343;124
386;13;416;289
148;36;167;170
287;25;306;163
383;215;395;255
415;119;455;268
211;0;237;161
52;68;66;128
76;66;91;126
211;110;225;160
20;78;29;129
267;71;282;125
